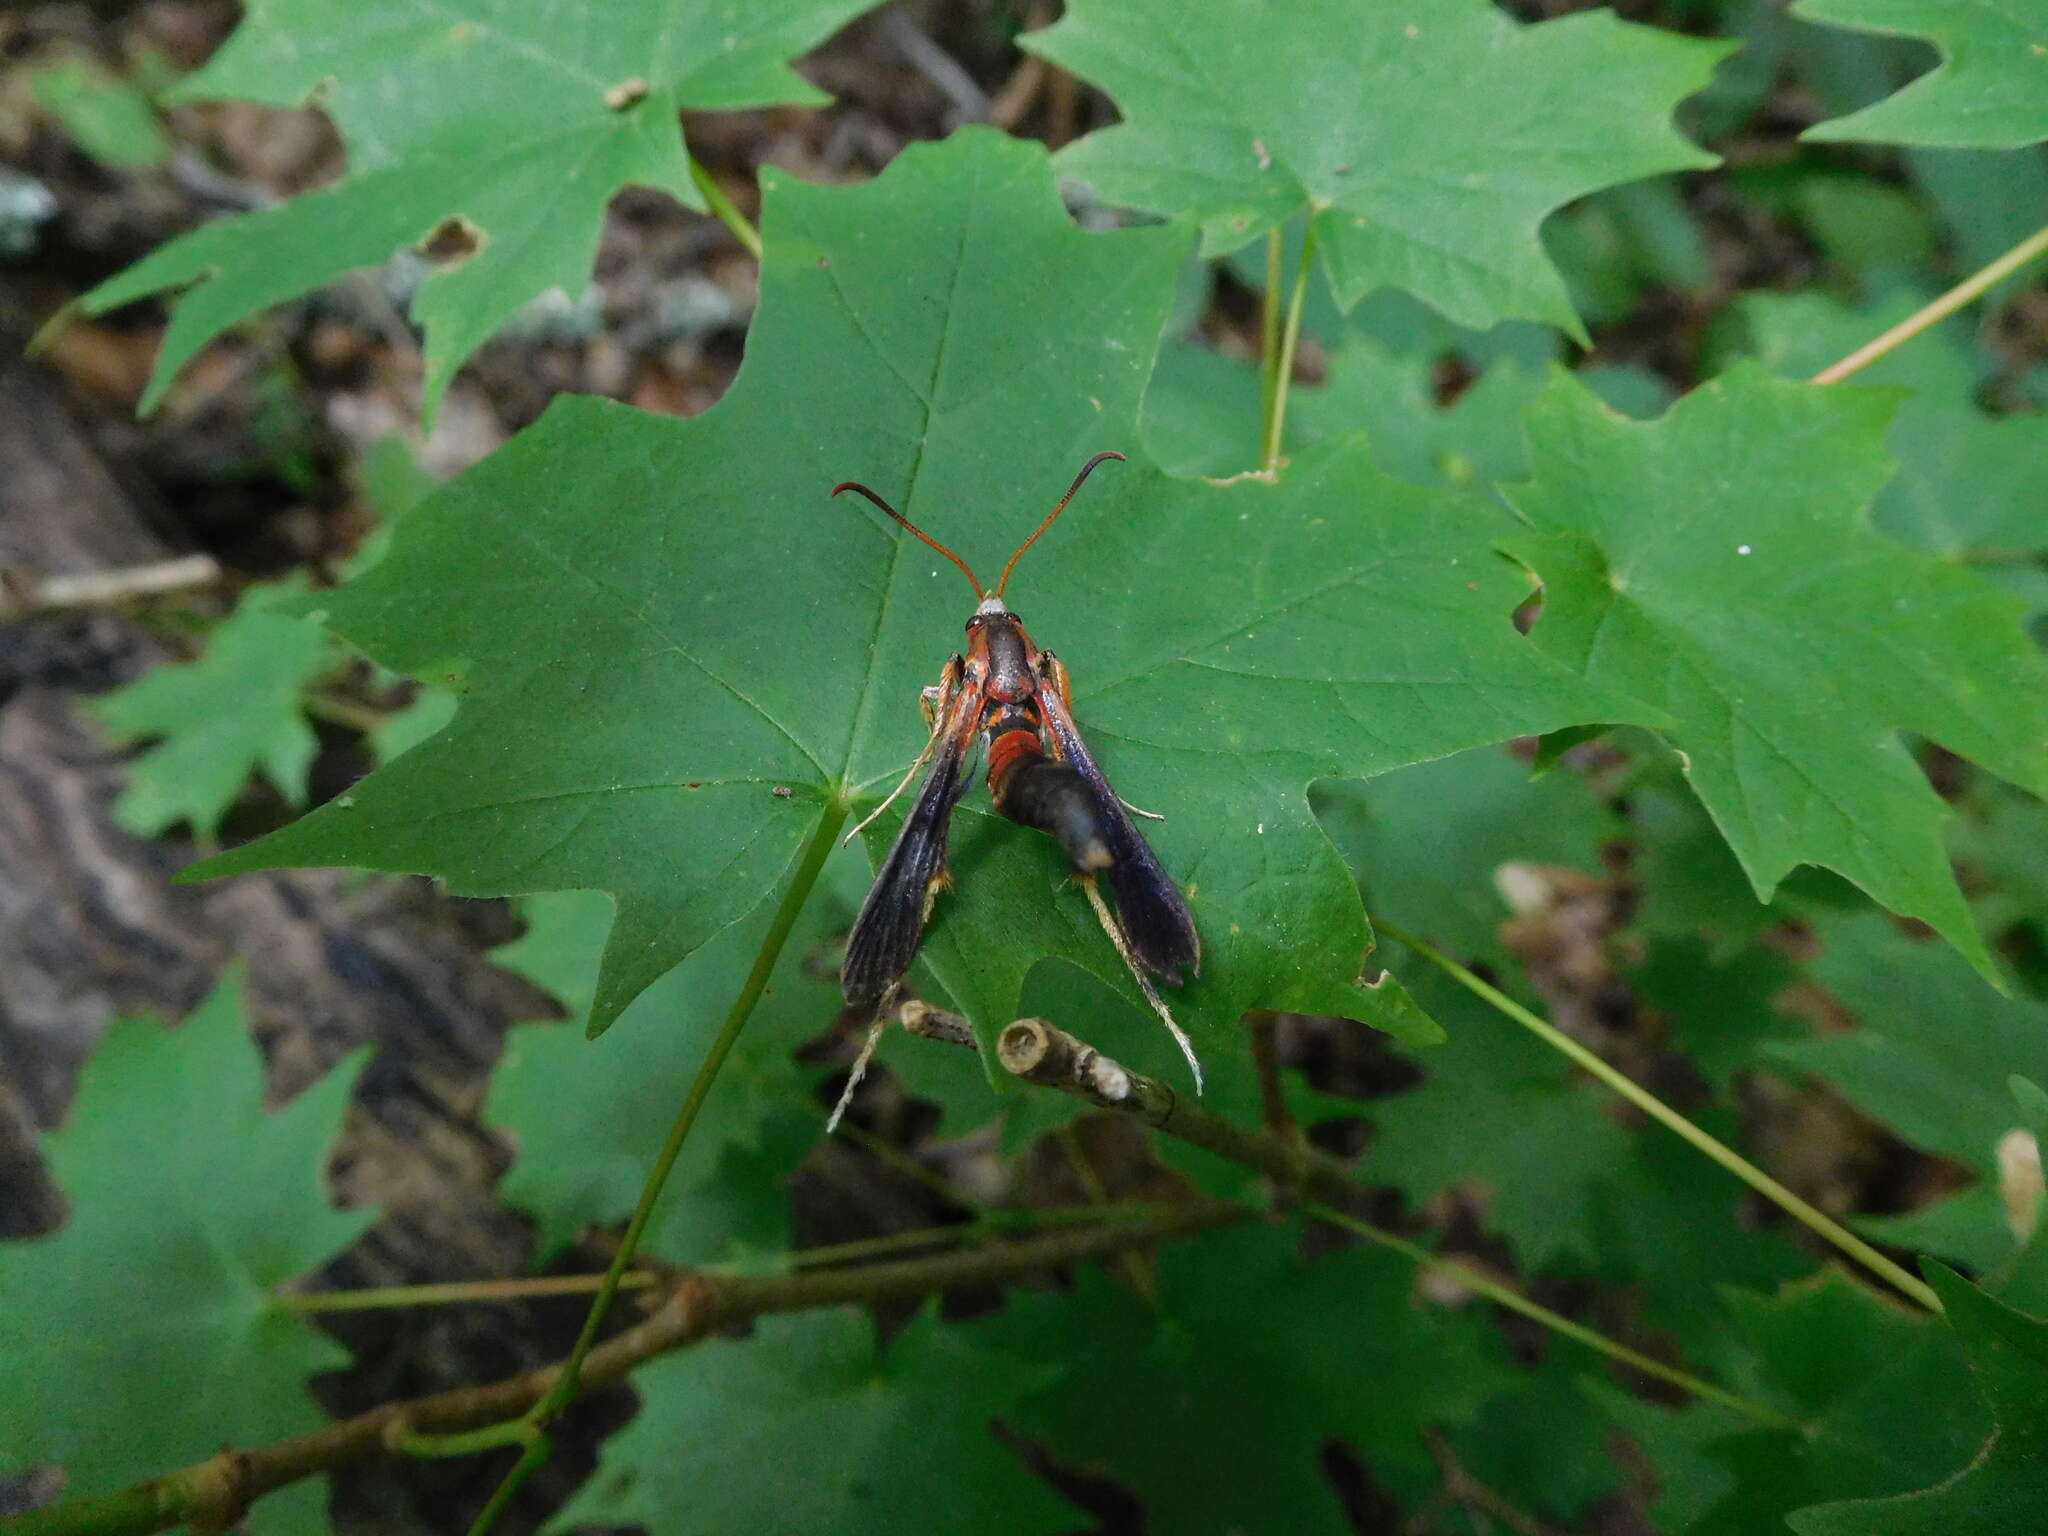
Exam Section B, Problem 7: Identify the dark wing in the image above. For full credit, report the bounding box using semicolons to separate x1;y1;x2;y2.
841;702;980;1007
1035;669;1201;983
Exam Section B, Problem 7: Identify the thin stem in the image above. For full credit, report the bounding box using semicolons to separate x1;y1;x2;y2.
1304;1203;1801;1430
984;1015;1799;1429
1056;1123;1156;1301
1376;921;1941;1313
687;155;763;261
1247;1011;1295;1141
275;1270;662;1315
0;1202;1246;1536
832;1114;984;1209
1810;219;2048;386
396;1420;538;1460
278;1206;1172;1317
300;690;391;736
1260;222;1318;472
1258;227;1284;446
462;800;847;1534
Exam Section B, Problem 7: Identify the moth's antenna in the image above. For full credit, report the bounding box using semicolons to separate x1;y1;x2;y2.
832;481;986;598
993;451;1125;599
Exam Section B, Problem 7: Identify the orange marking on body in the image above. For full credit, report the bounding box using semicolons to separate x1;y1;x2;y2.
986;719;1047;807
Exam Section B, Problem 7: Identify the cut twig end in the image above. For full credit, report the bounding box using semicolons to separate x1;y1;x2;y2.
898;996;976;1049
998;1019;1136;1107
997;1018;1055;1075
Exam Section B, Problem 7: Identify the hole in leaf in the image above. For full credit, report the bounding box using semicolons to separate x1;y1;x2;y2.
419;215;484;268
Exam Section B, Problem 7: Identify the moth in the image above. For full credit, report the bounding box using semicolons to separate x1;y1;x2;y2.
828;453;1202;1125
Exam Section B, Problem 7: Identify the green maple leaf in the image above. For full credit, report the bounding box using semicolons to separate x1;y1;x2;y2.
1499;365;2048;983
1627;773;1793;947
29;58;169;170
0;973;372;1515
191;130;1657;1076
80;0;882;423
1771;913;2048;1177
1360;962;1809;1339
1448;1352;1624;1525
1630;935;1804;1093
1581;1127;1811;1377
1028;0;1727;340
1952;780;2048;960
90;593;329;838
549;1305;1073;1536
1791;1265;2048;1534
1316;742;1619;968
1731;289;2048;572
990;1224;1515;1529
1361;975;1633;1272
485;872;858;1262
1609;1271;1989;1534
1143;332;1549;488
1795;0;2048;149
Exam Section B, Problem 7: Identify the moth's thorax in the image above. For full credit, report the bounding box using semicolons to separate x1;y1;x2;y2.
966;607;1039;704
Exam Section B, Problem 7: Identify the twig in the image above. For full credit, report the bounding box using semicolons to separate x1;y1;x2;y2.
274;1269;662;1315
0;1202;1247;1536
940;1008;1798;1430
0;555;222;621
1247;1011;1295;1140
300;690;392;737
1810;218;2048;386
996;1016;1405;1205
1054;1123;1157;1301
988;51;1048;130
882;11;991;124
899;996;977;1049
1420;1429;1558;1536
276;1212;1159;1315
992;0;1057;131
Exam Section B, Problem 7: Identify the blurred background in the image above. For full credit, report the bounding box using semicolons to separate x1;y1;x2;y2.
2;2;2046;1532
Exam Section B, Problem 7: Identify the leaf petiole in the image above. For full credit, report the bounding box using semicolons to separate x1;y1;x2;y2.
687;155;764;261
1258;227;1284;454
1260;222;1318;472
1810;218;2048;386
461;798;848;1535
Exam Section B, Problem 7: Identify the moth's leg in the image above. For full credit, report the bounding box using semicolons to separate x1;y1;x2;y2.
1037;650;1165;821
844;656;964;846
1079;875;1202;1093
825;985;898;1134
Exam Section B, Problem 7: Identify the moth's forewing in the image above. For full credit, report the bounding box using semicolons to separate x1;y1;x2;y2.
841;699;981;1006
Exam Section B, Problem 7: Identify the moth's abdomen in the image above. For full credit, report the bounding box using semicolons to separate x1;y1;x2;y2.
991;716;1113;873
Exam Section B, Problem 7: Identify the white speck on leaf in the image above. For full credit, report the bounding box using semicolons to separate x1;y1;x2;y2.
1737;544;1752;555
